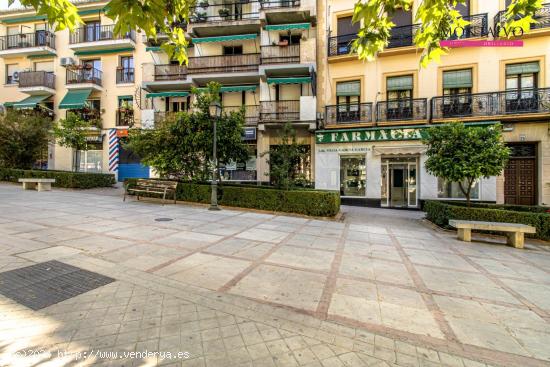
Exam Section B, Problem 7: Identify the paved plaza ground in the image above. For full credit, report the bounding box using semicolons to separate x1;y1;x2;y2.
0;183;549;367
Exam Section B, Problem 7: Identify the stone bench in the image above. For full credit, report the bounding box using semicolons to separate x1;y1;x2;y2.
449;219;536;249
18;178;56;192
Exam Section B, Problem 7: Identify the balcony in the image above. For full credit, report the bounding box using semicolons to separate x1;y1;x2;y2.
260;0;300;10
189;1;261;36
454;13;488;38
325;103;373;126
223;105;260;124
376;98;428;124
431;88;550;121
327;33;355;57
116;67;135;84
142;63;191;91
494;3;550;33
261;44;300;64
18;71;55;95
188;53;261;74
154;64;188;81
116;108;135;127
66;67;103;90
0;32;55;58
260;100;300;121
69;25;136;52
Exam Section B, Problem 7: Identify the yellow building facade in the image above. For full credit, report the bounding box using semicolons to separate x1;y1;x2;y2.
0;0;317;182
315;0;550;207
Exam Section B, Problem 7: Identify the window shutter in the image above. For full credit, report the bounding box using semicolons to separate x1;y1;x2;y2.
506;62;540;75
336;81;361;96
387;75;413;91
443;69;473;89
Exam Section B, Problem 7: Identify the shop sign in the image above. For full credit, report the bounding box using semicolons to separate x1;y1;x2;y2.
243;127;256;141
116;129;129;138
85;134;103;143
316;126;428;144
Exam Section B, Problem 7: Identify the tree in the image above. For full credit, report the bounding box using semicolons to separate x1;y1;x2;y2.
124;82;249;180
263;123;308;190
10;0;540;66
423;122;510;206
52;112;101;172
0;110;52;169
352;0;542;66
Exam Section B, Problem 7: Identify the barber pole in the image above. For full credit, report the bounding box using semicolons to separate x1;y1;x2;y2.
108;129;119;173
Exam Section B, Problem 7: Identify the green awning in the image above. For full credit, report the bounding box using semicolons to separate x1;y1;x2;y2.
118;95;133;101
267;77;311;85
506;62;540;75
2;15;46;24
196;85;258;93
74;47;134;56
146;46;162;52
265;23;310;31
3;102;14;107
59;89;93;109
78;7;106;16
146;91;189;98
336;81;361;96
443;69;472;89
192;34;257;44
387;75;413;91
13;95;49;109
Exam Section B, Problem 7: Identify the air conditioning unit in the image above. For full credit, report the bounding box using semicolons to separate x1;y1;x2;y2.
12;71;19;81
60;57;75;67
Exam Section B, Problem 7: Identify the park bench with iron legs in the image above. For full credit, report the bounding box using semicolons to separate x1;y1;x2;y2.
123;179;178;205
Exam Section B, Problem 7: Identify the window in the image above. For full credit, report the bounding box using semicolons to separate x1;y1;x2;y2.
455;0;470;17
118;97;133;126
337;16;360;36
387;75;413;100
84;21;100;42
279;34;302;45
442;69;473;115
505;62;539;112
223;45;243;55
6;64;19;84
336;80;361;122
34;61;54;72
7;26;20;36
340;155;366;197
78;149;103;173
437;178;480;199
119;56;134;83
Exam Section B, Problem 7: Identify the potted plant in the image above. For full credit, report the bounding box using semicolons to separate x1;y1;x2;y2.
198;0;209;8
218;8;230;18
195;11;207;22
278;39;289;46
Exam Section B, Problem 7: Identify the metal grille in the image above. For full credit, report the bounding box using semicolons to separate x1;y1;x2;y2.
0;261;114;310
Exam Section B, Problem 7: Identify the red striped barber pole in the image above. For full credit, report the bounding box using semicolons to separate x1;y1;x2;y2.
108;129;119;173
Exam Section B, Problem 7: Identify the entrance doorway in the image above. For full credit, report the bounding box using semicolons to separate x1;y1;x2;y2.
504;143;537;205
381;157;418;208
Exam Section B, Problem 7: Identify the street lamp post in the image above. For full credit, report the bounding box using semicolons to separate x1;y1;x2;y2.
209;100;222;211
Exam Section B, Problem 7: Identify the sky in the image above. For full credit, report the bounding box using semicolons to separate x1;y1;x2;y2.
0;0;22;11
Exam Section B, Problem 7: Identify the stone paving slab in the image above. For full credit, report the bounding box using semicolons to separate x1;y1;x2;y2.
0;184;550;367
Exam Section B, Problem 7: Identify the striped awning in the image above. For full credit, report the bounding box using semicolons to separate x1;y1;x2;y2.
13;95;49;109
146;91;189;98
59;89;92;109
265;23;310;31
192;34;257;44
267;77;311;85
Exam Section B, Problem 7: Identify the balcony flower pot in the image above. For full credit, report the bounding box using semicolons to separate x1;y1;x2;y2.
218;8;231;18
198;1;209;8
278;39;289;46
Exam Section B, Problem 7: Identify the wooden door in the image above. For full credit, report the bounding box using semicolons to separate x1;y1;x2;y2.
504;144;537;205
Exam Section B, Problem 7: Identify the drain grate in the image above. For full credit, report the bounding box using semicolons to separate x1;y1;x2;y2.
155;217;173;222
0;260;114;310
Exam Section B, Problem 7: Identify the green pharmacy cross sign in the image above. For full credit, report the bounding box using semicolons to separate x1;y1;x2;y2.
315;122;496;144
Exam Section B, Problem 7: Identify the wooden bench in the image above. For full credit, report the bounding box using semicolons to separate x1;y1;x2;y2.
449;219;536;249
18;178;55;192
123;179;178;205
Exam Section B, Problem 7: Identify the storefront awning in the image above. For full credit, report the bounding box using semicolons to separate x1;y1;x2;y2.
373;145;427;156
146;91;189;98
13;95;49;109
265;23;310;31
267;77;311;85
192;34;257;44
59;89;92;109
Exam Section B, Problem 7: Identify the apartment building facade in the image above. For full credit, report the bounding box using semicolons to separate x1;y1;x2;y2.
316;0;550;208
0;0;317;182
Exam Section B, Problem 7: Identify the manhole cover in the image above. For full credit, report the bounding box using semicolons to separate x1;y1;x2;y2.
0;261;114;310
155;218;173;222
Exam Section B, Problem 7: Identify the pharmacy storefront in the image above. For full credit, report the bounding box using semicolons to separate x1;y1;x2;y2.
314;123;497;208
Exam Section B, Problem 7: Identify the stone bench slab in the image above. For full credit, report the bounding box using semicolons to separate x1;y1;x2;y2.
18;178;55;192
449;219;536;249
18;178;56;183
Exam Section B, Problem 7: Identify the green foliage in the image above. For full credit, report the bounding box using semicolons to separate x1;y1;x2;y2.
424;200;550;241
0;167;115;189
125;179;340;217
263;123;309;190
423;122;510;205
124;82;249;181
0;111;52;169
352;0;542;67
436;201;549;214
53;112;100;152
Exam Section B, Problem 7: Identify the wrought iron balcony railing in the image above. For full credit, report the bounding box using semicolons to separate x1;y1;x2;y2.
18;71;55;89
116;108;135;127
261;44;300;64
190;1;260;23
154;64;188;81
260;100;300;121
69;24;135;44
0;31;55;51
66;67;102;86
223;105;260;124
494;3;550;32
260;0;300;10
188;54;261;74
116;67;134;84
431;88;550;119
376;98;428;122
450;13;489;39
327;33;356;57
325;103;373;125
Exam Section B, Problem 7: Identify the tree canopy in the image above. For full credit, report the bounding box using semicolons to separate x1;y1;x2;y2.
7;0;541;66
423;122;510;205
